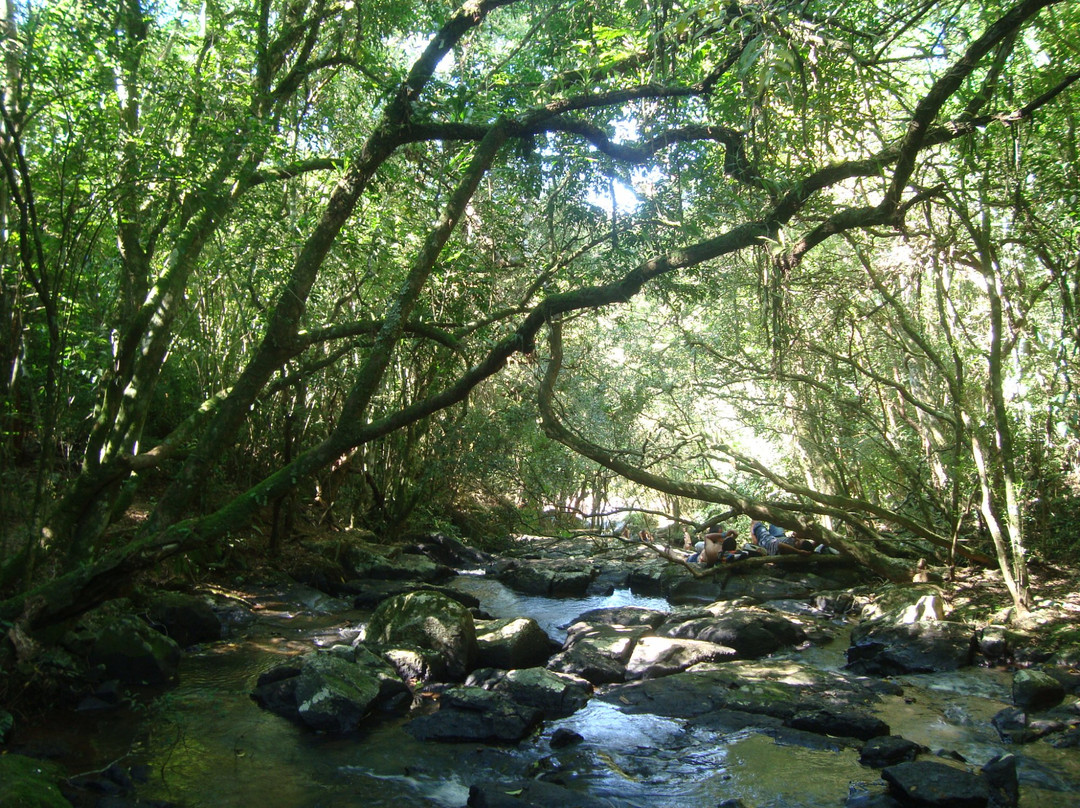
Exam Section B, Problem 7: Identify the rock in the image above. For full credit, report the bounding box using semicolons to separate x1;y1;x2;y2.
348;581;480;610
657;607;806;659
486;667;592;718
881;760;990;807
569;605;668;628
88;614;182;684
981;754;1019;808
547;643;627;685
847;620;975;675
562;622;652;664
363;590;478;681
499;559;596;597
405;686;541;743
401;531;492;568
860;736;927;768
549;727;584;749
293;647;407;733
599;659;884;721
861;585;952;622
990;706;1067;744
625;635;737;680
467;779;613;807
0;754;70;807
786;707;890;740
475;617;555;670
1011;668;1065;711
251;648;407;732
345;546;454;583
142;591;222;647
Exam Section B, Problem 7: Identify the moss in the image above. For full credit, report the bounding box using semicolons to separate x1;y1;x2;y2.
0;754;72;807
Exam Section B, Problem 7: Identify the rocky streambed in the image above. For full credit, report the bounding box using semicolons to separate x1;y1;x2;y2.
3;531;1080;808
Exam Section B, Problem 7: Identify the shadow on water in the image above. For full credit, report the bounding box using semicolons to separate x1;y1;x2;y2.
14;576;1080;807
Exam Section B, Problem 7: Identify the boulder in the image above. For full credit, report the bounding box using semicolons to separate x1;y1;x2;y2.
880;760;990;807
475;617;555;670
547;643;627;685
562;622;653;664
625;635;737;680
860;736;927;768
467;778;614;807
87;614;182;684
657;607;806;659
499;559;596;597
568;606;668;629
142;591;222;647
786;707;890;741
484;667;591;718
405;686;541;743
401;531;493;568
990;706;1068;744
1011;668;1065;711
847;620;975;675
363;590;478;681
252;647;408;732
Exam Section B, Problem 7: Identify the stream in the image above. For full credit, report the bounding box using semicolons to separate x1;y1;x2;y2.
12;576;1080;808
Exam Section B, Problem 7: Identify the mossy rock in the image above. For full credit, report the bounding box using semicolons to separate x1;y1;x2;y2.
0;754;71;807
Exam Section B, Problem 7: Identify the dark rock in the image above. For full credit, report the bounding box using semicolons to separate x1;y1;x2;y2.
549;728;584;749
487;667;591;718
786;707;890;740
860;736;926;768
475;617;556;670
568;606;667;629
467;779;613;807
990;706;1067;744
402;531;492;568
1011;668;1065;711
981;754;1019;808
547;643;626;685
847;620;975;675
499;560;596;597
405;686;542;743
363;590;477;681
142;592;222;647
881;760;990;807
88;615;182;684
859;734;928;769
658;607;806;659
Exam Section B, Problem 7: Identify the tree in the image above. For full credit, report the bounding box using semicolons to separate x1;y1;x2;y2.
0;0;1077;636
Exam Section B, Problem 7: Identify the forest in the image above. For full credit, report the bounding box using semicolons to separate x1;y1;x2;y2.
1;0;1078;646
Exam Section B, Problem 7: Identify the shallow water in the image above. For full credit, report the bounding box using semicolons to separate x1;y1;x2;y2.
13;576;1080;807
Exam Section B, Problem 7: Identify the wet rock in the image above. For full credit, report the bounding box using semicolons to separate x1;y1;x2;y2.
363;590;477;681
485;667;592;719
499;559;596;597
860;736;927;768
786;707;890;740
251;665;303;722
562;621;652;663
599;659;884;721
142;592;222;647
569;606;667;629
657;606;806;659
293;648;406;733
881;760;991;807
981;754;1019;808
0;754;70;807
1011;668;1065;711
547;642;627;685
625;635;737;680
401;531;493;568
467;778;613;807
405;686;542;743
475;617;556;670
990;706;1068;744
87;615;182;684
549;727;583;749
846;620;975;675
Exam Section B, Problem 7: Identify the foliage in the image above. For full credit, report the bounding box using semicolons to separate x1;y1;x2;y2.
0;0;1077;625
